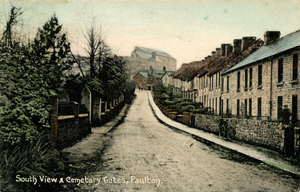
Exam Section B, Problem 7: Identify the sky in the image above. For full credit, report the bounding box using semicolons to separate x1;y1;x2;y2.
1;0;300;69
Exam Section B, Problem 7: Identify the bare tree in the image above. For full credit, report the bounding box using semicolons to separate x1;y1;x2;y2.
1;6;23;48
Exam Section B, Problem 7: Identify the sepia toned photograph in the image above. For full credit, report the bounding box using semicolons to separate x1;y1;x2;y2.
0;0;300;191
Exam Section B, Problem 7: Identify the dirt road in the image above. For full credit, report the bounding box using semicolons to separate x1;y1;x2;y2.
78;90;299;192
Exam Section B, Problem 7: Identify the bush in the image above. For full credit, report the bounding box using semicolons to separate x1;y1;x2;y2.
176;101;194;108
172;98;182;104
181;98;192;102
190;108;208;114
160;93;170;100
165;100;175;105
168;104;177;109
181;105;195;112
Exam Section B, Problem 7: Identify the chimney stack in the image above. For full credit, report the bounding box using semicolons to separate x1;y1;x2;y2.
221;44;231;56
242;37;256;50
264;31;281;45
216;48;221;57
225;45;233;57
212;51;216;59
205;56;212;64
233;39;242;53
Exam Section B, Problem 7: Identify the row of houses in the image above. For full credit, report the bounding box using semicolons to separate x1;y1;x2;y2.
162;30;300;122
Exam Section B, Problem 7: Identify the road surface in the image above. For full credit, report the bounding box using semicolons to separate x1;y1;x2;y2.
77;90;298;192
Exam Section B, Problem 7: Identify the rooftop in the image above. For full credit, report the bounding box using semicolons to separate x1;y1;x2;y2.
224;30;300;74
134;46;175;59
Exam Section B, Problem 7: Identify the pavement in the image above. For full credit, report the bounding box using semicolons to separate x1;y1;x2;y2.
61;90;300;177
61;103;130;164
147;91;300;177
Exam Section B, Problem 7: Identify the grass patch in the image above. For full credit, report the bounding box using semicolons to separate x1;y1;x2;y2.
263;161;292;170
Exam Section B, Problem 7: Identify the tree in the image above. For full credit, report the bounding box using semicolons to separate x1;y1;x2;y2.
0;14;73;146
70;24;126;103
1;6;23;48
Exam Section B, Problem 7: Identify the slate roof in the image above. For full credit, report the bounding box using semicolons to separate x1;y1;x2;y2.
139;71;150;79
136;70;173;79
172;37;264;81
224;30;300;75
209;39;264;76
134;46;175;59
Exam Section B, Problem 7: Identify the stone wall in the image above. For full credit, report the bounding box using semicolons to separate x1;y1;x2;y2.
228;118;284;151
56;116;90;149
193;114;285;151
194;114;220;134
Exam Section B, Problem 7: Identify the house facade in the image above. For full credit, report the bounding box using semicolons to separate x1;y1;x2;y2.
166;30;300;121
222;31;300;121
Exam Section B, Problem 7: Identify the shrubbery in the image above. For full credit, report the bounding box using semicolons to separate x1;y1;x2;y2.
154;84;208;114
190;108;209;114
160;93;170;100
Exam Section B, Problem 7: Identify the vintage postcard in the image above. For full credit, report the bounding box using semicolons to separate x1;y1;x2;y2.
1;0;300;191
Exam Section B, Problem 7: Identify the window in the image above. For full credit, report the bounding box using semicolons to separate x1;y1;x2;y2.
226;99;229;115
278;58;283;83
293;53;298;80
277;96;283;119
216;74;218;88
237;99;240;116
237;71;240;91
221;77;224;91
258;65;262;86
212;76;214;90
215;97;217;115
258;97;262;117
212;99;214;114
245;69;248;90
227;76;230;92
245;99;248;116
218;72;221;87
210;76;212;90
249;98;252;116
219;97;222;115
249;67;253;88
292;95;298;121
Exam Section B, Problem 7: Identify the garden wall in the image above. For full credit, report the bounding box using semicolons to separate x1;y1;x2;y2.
51;98;91;149
56;116;90;149
193;114;285;151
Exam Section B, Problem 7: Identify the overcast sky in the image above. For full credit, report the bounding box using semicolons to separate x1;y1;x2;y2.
1;0;300;69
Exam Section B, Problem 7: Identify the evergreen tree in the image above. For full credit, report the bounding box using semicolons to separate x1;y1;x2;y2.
0;15;73;146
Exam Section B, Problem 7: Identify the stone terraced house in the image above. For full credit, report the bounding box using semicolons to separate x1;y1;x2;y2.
166;30;300;121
